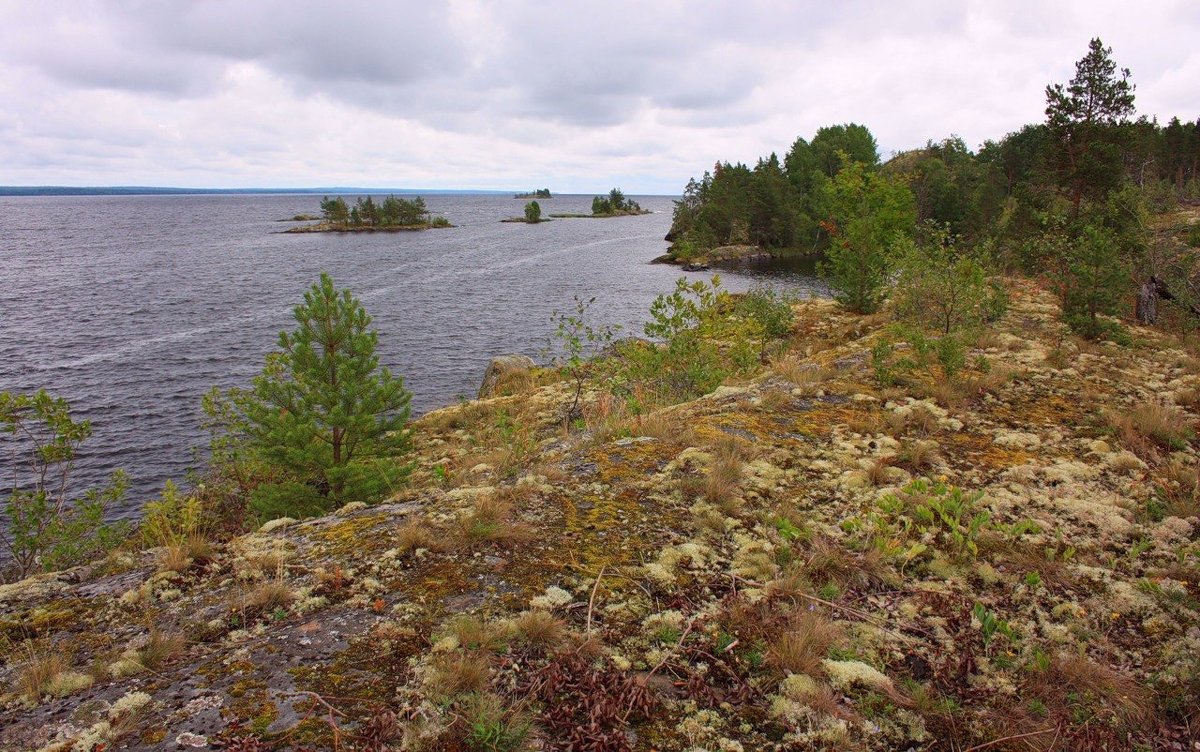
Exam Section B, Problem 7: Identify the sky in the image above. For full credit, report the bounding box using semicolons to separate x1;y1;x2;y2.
0;1;1197;195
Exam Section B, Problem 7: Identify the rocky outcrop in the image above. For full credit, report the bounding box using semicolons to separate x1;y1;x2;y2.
477;354;537;398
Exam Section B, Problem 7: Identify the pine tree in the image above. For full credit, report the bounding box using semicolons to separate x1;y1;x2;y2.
1045;38;1136;210
244;273;412;519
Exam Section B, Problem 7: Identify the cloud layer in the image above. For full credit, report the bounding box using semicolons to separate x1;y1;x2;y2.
1;0;1196;193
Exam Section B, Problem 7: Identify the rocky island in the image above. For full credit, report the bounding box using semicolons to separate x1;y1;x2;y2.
284;195;452;233
549;188;650;219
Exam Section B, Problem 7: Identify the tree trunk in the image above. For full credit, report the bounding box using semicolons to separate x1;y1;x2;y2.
1136;278;1158;325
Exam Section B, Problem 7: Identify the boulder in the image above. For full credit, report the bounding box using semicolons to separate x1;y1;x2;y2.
478;354;537;399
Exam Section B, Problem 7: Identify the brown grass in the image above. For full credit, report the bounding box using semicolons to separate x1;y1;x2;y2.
1175;385;1200;412
1157;461;1200;517
513;611;567;652
897;440;939;474
395;519;443;554
424;652;492;701
139;628;186;671
241;578;294;619
799;536;890;591
758;388;792;412
865;456;894;487
157;533;215;573
1107;401;1194;457
445;615;512;653
774;359;835;394
845;409;886;436
703;436;749;512
1029;654;1154;729
457;492;534;545
765;611;842;678
927;379;968;411
635;411;696;446
15;648;68;702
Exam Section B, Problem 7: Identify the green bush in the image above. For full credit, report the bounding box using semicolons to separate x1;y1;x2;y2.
891;224;1006;334
734;284;796;361
611;277;729;404
524;201;541;223
1;391;129;581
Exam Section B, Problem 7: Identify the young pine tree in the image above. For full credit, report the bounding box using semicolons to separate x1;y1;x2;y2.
244;273;412;519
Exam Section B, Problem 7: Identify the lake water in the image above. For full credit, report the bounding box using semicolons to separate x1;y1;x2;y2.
0;193;824;519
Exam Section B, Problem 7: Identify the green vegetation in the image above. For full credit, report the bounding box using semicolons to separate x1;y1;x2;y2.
304;194;451;230
816;158;916;313
669;38;1199;340
206;273;412;520
514;188;552;199
523;200;541;223
591;187;644;216
0;391;129;581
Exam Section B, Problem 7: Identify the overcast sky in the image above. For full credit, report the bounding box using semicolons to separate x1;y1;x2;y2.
0;1;1196;194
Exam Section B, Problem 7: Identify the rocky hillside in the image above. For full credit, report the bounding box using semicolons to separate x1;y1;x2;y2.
2;281;1199;751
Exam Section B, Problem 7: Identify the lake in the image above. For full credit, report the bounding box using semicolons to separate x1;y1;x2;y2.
0;192;824;519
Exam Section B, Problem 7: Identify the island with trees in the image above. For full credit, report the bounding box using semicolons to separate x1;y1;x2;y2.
501;200;550;223
549;187;650;218
513;188;552;199
284;195;452;232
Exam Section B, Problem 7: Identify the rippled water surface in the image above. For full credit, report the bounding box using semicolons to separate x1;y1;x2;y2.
0;193;824;518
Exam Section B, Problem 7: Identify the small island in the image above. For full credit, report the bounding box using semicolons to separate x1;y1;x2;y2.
284;195;452;233
501;200;551;224
513;188;552;199
549;187;651;218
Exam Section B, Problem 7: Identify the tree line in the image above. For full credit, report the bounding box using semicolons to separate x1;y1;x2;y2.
668;38;1200;338
319;194;448;227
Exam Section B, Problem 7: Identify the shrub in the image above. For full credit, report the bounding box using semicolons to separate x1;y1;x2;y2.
735;284;796;361
614;277;729;403
524;200;541;223
0;391;129;581
891;224;1006;334
546;295;619;422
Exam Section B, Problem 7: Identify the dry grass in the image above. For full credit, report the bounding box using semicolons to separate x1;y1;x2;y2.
241;578;294;619
635;411;696;446
927;379;968;411
395;519;443;555
139;628;186;671
513;611;567;652
799;536;890;591
424;652;492;701
886;405;939;437
897;440;939;473
15;649;68;702
703;436;749;512
758;387;792;412
845;409;886;436
773;359;835;394
765;611;843;678
1031;654;1154;729
1107;401;1194;457
1157;461;1200;517
157;533;215;573
865;456;894;487
1174;385;1200;412
457;492;534;545
445;615;512;653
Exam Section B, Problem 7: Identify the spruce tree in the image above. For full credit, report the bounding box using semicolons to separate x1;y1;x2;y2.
244;273;411;519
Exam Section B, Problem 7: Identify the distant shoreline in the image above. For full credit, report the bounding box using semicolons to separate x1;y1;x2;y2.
0;187;516;197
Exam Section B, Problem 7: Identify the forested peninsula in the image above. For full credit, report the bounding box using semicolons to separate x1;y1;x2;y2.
5;38;1200;752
